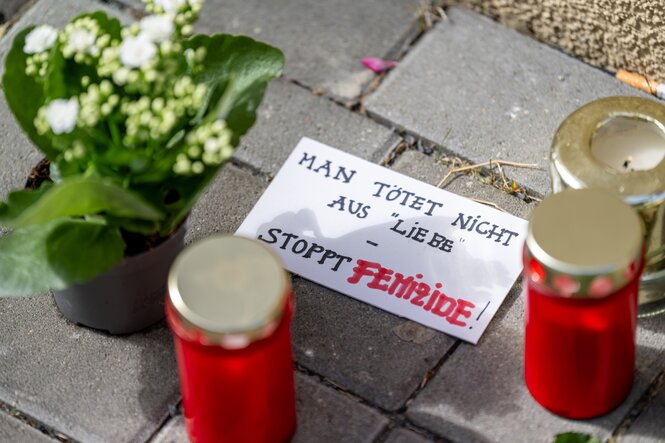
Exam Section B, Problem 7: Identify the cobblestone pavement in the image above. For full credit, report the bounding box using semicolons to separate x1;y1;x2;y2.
0;1;664;442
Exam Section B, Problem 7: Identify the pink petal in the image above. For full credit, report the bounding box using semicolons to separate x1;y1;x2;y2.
362;57;397;74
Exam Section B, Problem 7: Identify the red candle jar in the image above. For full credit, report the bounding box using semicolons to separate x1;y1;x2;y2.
524;188;644;419
166;236;297;443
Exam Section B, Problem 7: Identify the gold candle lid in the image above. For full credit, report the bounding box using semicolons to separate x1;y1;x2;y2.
525;189;643;297
168;235;289;348
551;96;665;205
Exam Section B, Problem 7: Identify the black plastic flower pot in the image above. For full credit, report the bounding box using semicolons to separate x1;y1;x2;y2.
52;221;187;335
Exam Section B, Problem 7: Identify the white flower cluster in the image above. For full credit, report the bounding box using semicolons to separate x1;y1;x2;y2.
144;0;204;36
35;98;79;135
174;120;233;175
78;79;120;127
60;17;105;62
121;76;207;145
24;0;231;178
24;25;58;77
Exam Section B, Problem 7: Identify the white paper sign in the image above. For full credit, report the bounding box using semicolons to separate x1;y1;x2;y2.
236;138;527;343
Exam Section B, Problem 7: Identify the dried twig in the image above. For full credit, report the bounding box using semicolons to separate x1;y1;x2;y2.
436;159;539;188
471;198;508;213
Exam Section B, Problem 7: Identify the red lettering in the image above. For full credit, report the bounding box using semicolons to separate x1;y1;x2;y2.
446;299;475;326
432;292;456;318
367;266;394;291
347;259;381;284
410;282;430;305
346;259;476;329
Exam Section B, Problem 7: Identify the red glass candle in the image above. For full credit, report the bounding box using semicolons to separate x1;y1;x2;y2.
167;236;297;443
524;189;644;419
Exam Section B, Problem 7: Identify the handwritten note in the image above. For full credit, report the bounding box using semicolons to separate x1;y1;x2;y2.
236;138;527;343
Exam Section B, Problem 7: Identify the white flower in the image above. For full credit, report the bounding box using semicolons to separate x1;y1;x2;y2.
119;35;157;68
155;0;186;13
45;98;79;134
24;25;57;54
140;15;174;42
67;28;96;54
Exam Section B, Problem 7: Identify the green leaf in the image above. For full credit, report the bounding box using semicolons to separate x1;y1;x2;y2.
185;34;284;145
0;219;124;295
554;433;602;443
46;219;124;285
2;27;56;158
0;182;52;226
6;176;163;228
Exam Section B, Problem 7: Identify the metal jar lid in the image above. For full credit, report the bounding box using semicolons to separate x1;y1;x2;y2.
551;96;665;206
168;235;290;348
525;188;643;298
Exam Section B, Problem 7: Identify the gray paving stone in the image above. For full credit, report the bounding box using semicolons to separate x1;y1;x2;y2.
233;79;400;176
149;415;188;443
621;381;665;443
0;0;30;23
118;0;422;101
186;162;269;243
151;372;389;443
292;277;456;412
0;88;41;200
385;427;436;443
365;7;650;197
405;286;665;443
0;412;56;443
0;296;180;443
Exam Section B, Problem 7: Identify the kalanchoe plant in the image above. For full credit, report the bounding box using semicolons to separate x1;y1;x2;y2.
0;0;284;295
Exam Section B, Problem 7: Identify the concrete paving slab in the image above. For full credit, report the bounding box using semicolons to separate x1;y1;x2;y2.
0;0;31;24
186;162;269;243
292;277;456;412
0;88;41;200
118;0;422;101
0;296;180;443
405;287;665;443
233;79;400;176
385;427;436;443
621;379;665;443
151;372;389;443
365;7;650;197
0;412;56;443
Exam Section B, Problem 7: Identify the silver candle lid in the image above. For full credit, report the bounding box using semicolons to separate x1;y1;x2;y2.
168;235;289;348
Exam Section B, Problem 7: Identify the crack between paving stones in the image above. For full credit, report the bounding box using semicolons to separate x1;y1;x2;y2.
293;330;463;443
144;400;182;443
399;340;462;414
98;0;144;18
0;399;78;443
228;157;274;182
609;365;665;442
0;0;39;41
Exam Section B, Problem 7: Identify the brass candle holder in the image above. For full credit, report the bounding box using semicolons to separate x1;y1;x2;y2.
551;96;665;317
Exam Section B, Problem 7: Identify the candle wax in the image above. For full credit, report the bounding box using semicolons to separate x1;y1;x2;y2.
591;116;665;172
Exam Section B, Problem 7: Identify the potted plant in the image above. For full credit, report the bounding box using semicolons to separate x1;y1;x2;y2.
0;0;284;333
